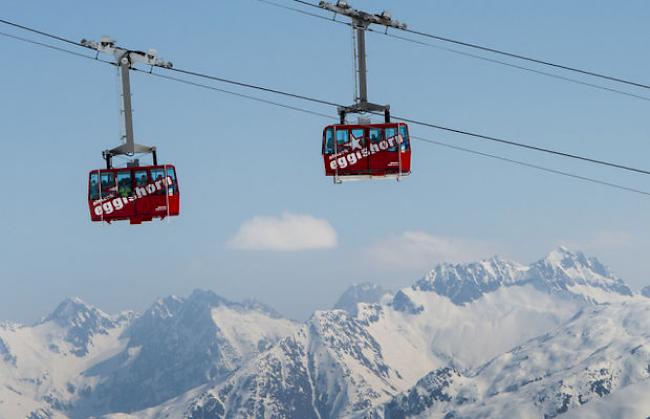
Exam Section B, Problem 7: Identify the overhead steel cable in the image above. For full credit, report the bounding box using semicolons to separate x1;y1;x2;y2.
256;0;340;23
256;0;650;102
284;0;650;91
401;27;650;91
2;23;650;178
167;67;341;108
0;18;85;48
135;68;335;120
168;64;650;176
0;30;113;64
0;17;338;107
1;28;650;199
381;32;650;103
158;69;650;176
412;136;650;197
389;114;650;176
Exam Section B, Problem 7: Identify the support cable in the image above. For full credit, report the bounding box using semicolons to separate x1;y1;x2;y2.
283;0;650;91
255;0;650;101
2;21;650;179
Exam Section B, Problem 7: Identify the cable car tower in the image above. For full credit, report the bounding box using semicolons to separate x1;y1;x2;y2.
80;37;172;169
319;1;412;181
81;37;180;224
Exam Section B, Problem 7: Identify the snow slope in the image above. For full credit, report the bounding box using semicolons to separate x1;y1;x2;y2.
0;299;131;419
368;300;650;419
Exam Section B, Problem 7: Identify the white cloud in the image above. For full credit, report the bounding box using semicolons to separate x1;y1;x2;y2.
364;231;499;271
227;213;337;251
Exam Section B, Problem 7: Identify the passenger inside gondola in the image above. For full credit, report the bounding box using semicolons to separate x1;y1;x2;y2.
100;172;115;199
89;173;99;200
150;168;165;195
135;171;147;187
399;125;409;151
117;171;132;198
166;167;177;194
385;127;398;151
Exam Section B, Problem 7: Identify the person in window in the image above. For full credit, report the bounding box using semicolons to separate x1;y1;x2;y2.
165;170;177;194
101;179;114;199
90;179;99;200
119;179;132;198
136;174;147;187
153;173;166;195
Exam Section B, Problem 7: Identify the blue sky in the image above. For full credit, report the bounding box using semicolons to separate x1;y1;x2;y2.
1;0;650;322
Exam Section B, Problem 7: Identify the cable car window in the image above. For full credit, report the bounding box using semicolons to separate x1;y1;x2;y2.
135;170;148;187
399;125;410;150
117;171;132;198
324;128;334;154
369;128;383;143
350;129;364;148
100;172;115;199
166;167;178;194
336;129;349;151
89;173;100;200
150;168;166;195
385;127;398;151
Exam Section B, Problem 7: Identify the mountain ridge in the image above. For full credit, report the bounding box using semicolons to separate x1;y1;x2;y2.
1;247;646;419
415;246;633;306
134;247;639;419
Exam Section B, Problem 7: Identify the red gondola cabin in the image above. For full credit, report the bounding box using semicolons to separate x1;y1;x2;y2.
88;164;179;224
322;122;411;180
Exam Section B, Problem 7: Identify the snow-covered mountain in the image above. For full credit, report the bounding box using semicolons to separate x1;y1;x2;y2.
414;256;527;304
333;283;391;314
417;246;633;305
0;298;131;419
1;247;646;419
0;291;297;419
526;247;633;303
168;290;574;418
641;285;650;298
128;247;644;419
366;300;650;419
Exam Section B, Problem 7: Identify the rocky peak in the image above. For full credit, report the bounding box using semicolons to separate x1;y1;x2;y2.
334;282;390;314
414;256;527;305
641;286;650;298
527;247;633;300
41;298;116;357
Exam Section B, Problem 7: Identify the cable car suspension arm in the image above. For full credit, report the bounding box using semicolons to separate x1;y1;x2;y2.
319;1;406;124
80;37;172;168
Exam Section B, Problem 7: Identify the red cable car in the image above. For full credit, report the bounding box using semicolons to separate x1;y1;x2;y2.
82;39;180;225
88;164;179;224
317;1;413;182
322;122;411;180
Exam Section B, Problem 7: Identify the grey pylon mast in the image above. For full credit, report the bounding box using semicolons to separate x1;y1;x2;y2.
80;37;173;168
319;1;406;124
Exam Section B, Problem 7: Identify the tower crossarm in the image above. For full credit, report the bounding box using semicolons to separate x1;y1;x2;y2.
318;1;406;30
80;37;172;69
